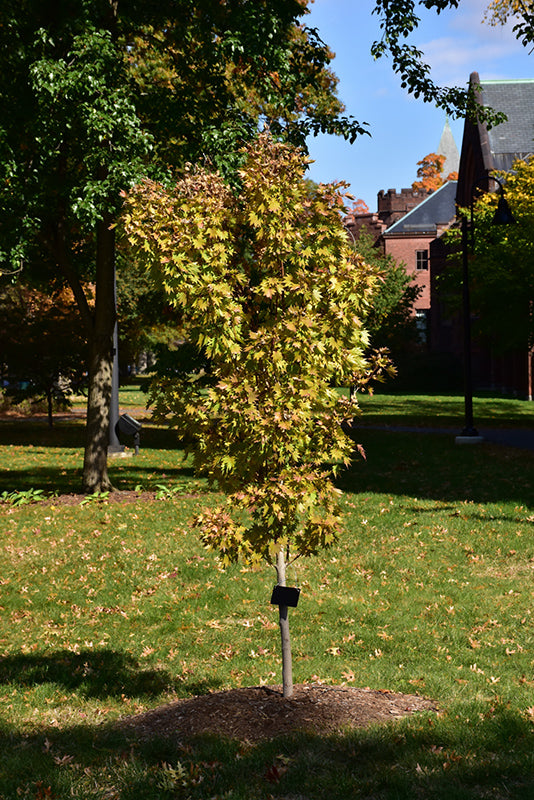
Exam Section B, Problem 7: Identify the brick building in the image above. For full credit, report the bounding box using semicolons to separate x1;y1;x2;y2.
434;73;534;398
382;181;457;343
344;186;432;243
345;121;459;345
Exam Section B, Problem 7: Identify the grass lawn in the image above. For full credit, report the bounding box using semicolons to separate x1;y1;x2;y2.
353;390;534;429
0;390;533;798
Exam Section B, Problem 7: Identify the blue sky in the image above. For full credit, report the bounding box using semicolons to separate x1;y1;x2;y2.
304;0;534;208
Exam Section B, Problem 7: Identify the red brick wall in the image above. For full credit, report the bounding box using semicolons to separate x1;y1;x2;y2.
383;233;434;310
377;188;431;227
344;212;386;245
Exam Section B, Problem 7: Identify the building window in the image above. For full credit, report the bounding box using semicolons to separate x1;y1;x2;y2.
416;250;429;270
415;309;428;344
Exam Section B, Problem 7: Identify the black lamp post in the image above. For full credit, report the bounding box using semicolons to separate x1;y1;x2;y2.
457;173;515;442
108;257;125;455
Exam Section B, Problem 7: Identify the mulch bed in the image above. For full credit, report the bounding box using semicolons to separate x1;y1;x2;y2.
117;684;438;743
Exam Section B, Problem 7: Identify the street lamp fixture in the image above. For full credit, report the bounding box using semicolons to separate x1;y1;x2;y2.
456;173;515;444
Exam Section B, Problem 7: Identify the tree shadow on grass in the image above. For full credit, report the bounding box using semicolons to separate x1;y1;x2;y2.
0;466;84;495
339;429;534;508
0;702;532;799
108;463;198;488
0;419;87;448
0;463;204;496
0;420;189;451
0;648;185;699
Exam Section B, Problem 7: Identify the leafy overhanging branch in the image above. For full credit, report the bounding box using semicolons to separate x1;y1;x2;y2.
371;0;507;127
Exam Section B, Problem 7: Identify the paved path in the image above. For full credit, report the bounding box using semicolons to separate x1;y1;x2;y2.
3;412;534;452
476;428;534;451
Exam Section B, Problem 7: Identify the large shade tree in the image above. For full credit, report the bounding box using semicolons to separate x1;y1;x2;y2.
0;0;365;493
0;0;525;492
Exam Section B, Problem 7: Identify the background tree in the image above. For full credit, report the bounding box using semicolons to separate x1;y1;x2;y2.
351;198;371;214
484;0;534;43
0;283;88;426
412;152;458;193
114;253;182;375
438;159;533;381
122;134;385;697
1;0;523;493
0;0;366;494
458;161;534;353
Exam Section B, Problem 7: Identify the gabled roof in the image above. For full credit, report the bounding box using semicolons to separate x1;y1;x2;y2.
383;181;457;235
478;78;534;170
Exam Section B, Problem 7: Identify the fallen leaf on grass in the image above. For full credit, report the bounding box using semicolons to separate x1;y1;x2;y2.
53;754;74;766
326;646;341;656
264;757;290;784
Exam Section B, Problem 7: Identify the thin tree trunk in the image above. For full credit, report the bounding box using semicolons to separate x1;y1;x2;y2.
82;215;116;493
46;385;53;428
276;548;293;698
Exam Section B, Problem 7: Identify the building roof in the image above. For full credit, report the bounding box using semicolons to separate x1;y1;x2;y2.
478;78;534;170
384;181;457;235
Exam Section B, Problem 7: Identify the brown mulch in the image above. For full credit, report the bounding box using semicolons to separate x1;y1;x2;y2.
117;684;438;743
44;490;160;506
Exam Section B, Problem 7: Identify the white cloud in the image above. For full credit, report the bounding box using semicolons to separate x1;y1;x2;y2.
420;35;522;85
412;0;530;85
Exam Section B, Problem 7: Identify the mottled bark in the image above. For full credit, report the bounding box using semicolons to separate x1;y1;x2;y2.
81;215;116;493
48;207;117;493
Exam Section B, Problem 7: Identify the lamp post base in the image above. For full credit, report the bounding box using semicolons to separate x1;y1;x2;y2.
455;434;484;445
108;445;132;459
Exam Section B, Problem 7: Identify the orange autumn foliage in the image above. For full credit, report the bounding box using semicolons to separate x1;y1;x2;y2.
412;153;458;193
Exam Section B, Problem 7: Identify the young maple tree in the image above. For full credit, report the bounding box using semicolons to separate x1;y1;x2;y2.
122;134;380;697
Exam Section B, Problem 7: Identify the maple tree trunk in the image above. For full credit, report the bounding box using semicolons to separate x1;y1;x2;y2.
276;548;293;698
82;216;116;493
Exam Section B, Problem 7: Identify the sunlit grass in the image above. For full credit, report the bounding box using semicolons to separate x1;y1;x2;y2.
354;391;534;428
70;378;152;414
0;394;533;798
